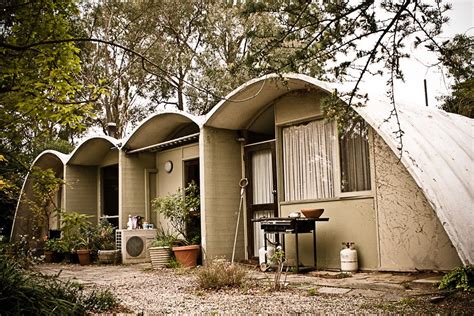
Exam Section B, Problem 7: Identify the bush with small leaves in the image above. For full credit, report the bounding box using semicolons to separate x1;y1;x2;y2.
196;259;247;290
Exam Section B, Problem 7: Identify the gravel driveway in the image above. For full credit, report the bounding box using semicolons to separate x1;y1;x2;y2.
36;263;473;314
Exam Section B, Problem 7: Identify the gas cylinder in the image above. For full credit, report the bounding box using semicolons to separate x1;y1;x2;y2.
258;245;275;271
340;242;358;272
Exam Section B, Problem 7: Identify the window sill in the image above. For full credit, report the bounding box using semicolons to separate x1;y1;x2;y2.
280;194;373;205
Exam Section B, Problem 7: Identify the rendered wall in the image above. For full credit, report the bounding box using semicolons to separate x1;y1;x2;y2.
280;198;378;270
274;90;323;125
100;150;119;167
119;151;155;228
373;133;462;271
201;127;245;261
64;165;98;223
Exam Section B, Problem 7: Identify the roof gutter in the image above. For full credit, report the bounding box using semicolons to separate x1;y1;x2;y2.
125;132;200;154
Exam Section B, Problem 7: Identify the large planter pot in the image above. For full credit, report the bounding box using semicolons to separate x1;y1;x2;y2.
64;252;79;264
172;245;200;268
44;250;54;263
149;246;171;269
98;249;120;264
76;249;91;265
52;252;65;263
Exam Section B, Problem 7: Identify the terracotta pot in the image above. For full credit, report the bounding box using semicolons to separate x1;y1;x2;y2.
44;250;54;263
98;249;120;264
149;246;171;269
76;249;91;265
172;245;200;268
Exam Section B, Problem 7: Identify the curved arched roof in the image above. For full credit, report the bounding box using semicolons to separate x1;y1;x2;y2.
32;150;69;169
11;150;67;241
354;99;473;265
204;73;473;264
205;73;335;129
122;110;203;150
67;135;120;166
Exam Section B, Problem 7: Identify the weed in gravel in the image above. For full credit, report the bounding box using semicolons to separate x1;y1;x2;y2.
168;257;181;269
307;288;318;296
336;272;352;279
439;265;473;292
196;259;247;290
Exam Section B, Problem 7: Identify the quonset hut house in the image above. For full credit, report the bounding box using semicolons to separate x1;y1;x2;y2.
12;74;473;271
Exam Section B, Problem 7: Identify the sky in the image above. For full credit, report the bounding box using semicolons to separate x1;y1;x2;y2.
361;0;473;109
82;1;473;140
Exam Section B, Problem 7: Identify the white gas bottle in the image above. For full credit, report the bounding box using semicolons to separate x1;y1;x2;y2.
340;242;358;272
258;245;275;271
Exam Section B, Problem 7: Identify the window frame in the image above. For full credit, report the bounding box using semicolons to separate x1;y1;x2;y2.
279;118;373;203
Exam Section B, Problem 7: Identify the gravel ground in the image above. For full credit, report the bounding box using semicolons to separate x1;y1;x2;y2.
36;264;474;315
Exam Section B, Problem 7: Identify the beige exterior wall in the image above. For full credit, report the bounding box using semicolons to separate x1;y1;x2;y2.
119;151;155;229
64;165;98;223
100;150;119;167
274;90;323;125
154;144;199;230
280;198;378;270
201;127;245;261
373;133;461;271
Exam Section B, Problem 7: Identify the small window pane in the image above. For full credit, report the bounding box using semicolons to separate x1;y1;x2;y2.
339;121;371;192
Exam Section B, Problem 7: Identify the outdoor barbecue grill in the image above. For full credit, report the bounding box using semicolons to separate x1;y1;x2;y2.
252;216;329;273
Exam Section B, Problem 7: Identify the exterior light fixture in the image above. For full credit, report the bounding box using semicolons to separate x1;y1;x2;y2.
164;160;173;173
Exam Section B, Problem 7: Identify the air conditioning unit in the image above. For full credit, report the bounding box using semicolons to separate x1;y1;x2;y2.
116;229;157;264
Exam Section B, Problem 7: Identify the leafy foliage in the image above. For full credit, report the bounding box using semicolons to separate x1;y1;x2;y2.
60;211;93;252
26;168;64;236
0;255;118;314
152;182;200;245
196;259;247;290
439;265;473;292
438;35;473;118
0;0;97;239
90;219;116;251
151;229;178;248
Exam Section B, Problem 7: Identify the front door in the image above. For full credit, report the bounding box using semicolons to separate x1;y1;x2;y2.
245;141;277;258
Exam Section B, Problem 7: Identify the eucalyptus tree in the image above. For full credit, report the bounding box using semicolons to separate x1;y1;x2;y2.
0;0;95;236
79;1;173;138
437;34;473;118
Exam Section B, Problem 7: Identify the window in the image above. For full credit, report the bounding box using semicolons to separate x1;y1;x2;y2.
282;119;371;202
339;120;371;193
282;120;336;201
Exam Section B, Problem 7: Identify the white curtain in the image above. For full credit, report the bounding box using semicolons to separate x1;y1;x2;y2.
283;120;336;201
251;149;274;256
252;149;273;204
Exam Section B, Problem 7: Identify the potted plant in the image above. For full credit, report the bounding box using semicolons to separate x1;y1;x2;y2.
43;238;67;263
75;237;92;266
148;230;176;269
94;219;119;264
152;182;201;268
61;212;93;265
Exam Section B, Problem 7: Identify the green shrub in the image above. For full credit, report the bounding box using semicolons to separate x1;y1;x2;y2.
439;265;473;292
196;259;247;290
0;255;119;314
168;256;181;269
